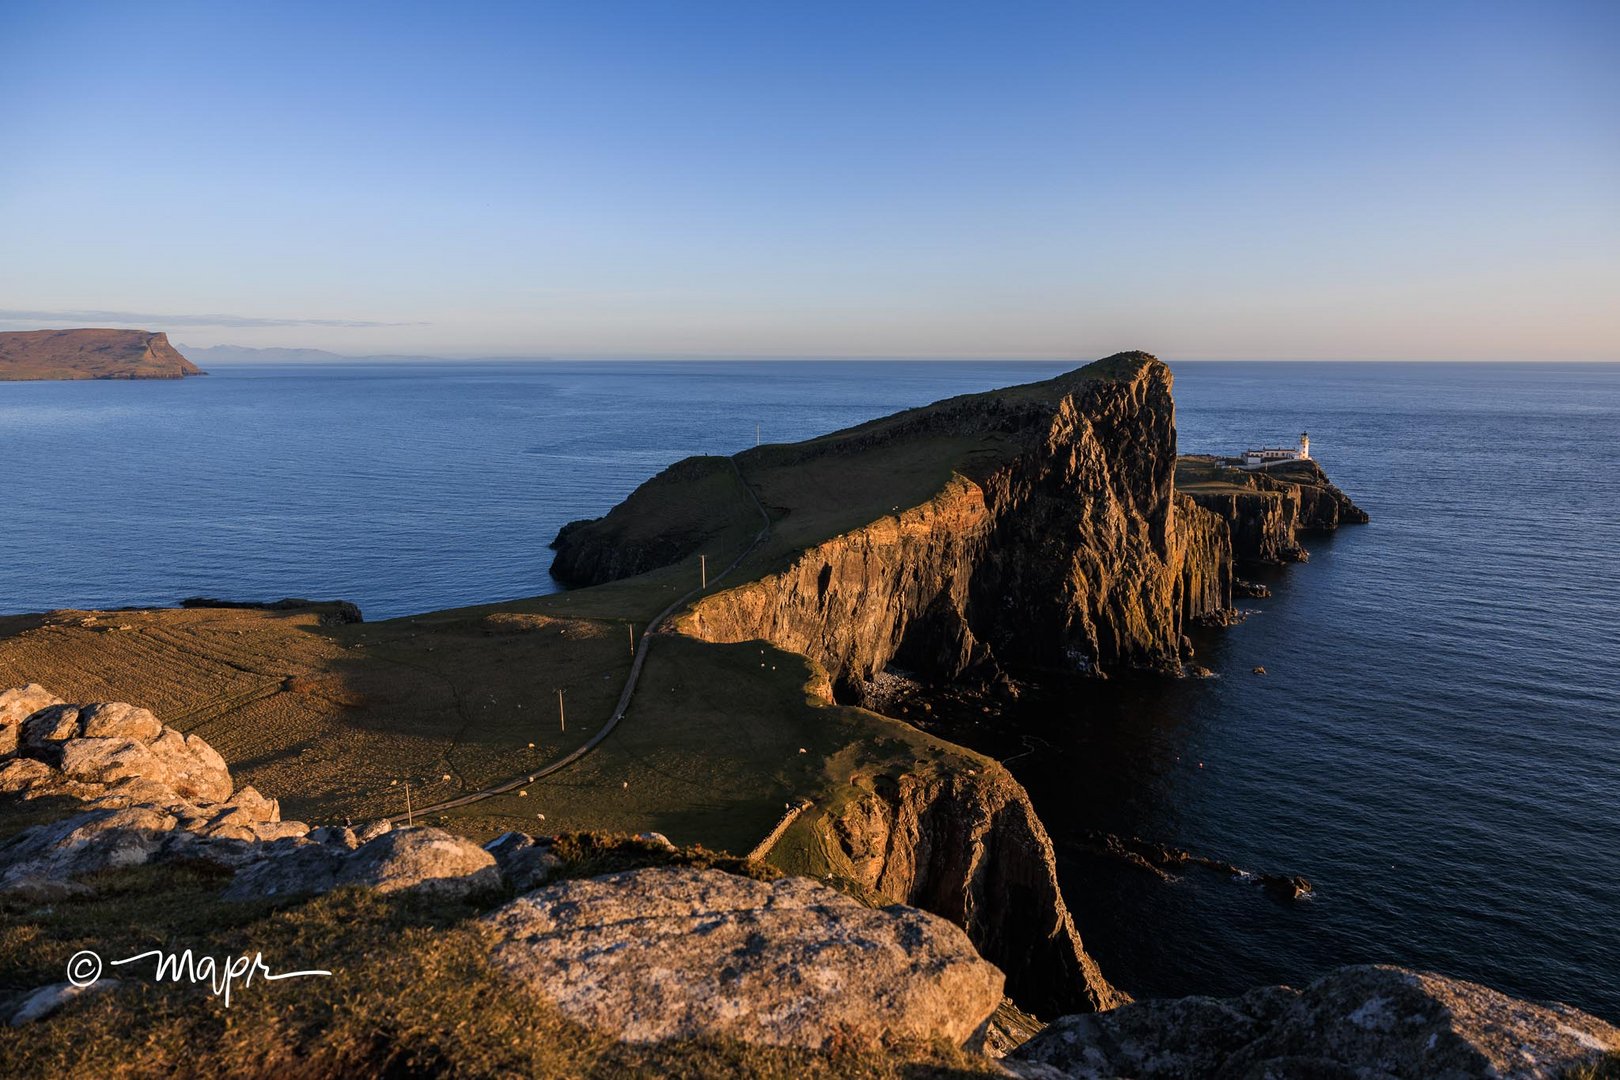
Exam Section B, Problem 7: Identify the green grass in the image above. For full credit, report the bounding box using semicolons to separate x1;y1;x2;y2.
440;635;987;857
0;843;997;1079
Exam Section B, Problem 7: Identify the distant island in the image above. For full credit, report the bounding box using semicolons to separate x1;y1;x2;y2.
0;328;205;381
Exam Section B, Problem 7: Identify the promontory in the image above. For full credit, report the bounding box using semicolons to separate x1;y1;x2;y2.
0;328;204;380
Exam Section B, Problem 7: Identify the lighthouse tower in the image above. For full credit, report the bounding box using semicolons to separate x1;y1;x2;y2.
1299;432;1311;459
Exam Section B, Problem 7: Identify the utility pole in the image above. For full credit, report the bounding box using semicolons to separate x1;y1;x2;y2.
404;780;413;827
557;688;566;733
701;554;708;589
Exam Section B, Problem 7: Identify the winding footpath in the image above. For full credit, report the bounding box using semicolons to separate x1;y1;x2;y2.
390;457;771;823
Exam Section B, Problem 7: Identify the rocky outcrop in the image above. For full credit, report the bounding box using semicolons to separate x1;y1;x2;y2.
1008;965;1620;1080
662;354;1231;690
483;866;1005;1050
550;456;744;587
0;688;309;894
0;329;204;380
222;825;499;902
818;764;1125;1017
1178;456;1368;567
15;701;233;804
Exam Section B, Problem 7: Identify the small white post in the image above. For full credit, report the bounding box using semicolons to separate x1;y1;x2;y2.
628;622;635;657
557;688;566;733
756;422;761;446
404;780;413;827
701;554;708;589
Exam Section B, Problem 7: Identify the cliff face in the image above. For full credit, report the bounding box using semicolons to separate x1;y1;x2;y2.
550;457;748;586
662;354;1228;693
1177;456;1368;566
820;764;1127;1017
0;329;204;381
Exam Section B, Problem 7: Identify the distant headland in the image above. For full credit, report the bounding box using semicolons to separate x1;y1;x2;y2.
0;328;204;381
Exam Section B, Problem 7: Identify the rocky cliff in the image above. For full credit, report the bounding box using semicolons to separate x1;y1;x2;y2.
611;353;1233;693
816;764;1126;1017
0;329;204;380
1177;455;1368;566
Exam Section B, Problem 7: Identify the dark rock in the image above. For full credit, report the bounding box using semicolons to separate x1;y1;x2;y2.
1009;965;1620;1079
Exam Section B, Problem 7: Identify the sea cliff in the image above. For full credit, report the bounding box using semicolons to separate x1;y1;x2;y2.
0;328;204;381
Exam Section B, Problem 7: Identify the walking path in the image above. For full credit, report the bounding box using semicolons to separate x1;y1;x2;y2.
390;457;771;823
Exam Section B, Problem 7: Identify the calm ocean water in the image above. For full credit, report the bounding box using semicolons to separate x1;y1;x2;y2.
3;360;1617;1018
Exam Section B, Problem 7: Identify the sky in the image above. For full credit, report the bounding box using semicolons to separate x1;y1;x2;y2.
1;0;1616;360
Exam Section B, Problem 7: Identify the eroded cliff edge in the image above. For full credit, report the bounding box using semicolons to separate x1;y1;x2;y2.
549;351;1367;1016
0;328;205;381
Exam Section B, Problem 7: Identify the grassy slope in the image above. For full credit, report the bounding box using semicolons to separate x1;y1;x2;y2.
0;358;1125;849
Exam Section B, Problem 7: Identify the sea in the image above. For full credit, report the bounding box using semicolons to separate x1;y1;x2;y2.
3;359;1617;1019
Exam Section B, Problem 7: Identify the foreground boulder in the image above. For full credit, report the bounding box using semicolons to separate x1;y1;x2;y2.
1009;964;1620;1080
0;688;312;893
483;866;1004;1050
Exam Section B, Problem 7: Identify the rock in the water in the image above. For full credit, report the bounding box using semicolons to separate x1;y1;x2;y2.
1009;964;1620;1080
483;866;1004;1050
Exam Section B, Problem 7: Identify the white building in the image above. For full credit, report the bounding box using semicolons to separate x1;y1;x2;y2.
1242;432;1310;470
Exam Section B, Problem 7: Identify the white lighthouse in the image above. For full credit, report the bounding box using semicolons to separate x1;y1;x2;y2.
1241;432;1312;470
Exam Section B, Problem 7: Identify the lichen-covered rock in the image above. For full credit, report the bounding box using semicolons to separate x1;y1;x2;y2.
9;700;232;804
1008;965;1620;1080
0;807;179;892
223;826;499;901
337;827;498;898
484;867;1004;1050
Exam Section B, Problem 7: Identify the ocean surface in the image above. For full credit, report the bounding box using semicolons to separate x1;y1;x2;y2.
3;359;1617;1018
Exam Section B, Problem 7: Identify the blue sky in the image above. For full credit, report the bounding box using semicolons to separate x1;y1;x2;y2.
1;1;1615;359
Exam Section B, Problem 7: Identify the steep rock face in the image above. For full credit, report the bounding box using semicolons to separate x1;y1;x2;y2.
1178;456;1368;566
820;764;1126;1017
550;456;746;587
673;355;1225;691
0;329;204;380
1008;964;1620;1080
1170;494;1235;628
